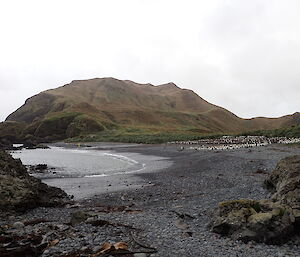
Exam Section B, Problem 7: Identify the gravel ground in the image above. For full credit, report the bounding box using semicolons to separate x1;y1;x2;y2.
1;144;300;257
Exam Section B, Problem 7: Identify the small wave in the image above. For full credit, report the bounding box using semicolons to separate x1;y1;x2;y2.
83;163;146;178
12;146;147;179
103;153;139;165
50;147;139;167
113;163;146;175
84;174;108;178
51;147;104;155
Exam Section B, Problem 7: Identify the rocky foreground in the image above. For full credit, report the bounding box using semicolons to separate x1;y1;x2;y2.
1;144;300;257
210;155;300;244
0;150;70;212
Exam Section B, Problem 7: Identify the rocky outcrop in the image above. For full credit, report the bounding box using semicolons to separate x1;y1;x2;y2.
209;199;294;244
264;155;300;230
210;155;300;244
0;150;70;212
265;155;300;205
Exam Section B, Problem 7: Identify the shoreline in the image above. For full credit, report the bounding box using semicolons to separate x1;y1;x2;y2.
2;143;300;257
44;145;173;200
11;143;173;200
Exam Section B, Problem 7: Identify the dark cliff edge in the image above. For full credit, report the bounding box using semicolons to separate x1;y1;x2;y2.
0;150;70;212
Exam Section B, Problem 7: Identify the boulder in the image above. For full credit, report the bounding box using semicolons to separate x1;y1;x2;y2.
265;156;300;206
265;155;300;230
210;155;300;243
0;150;70;212
209;199;294;244
70;211;90;226
0;139;13;150
0;150;28;178
35;164;48;171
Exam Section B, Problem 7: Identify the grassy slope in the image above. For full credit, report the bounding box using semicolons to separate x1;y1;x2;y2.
0;121;26;142
4;78;300;143
239;124;300;138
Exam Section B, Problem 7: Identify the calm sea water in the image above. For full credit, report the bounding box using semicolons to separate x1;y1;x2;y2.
11;147;144;179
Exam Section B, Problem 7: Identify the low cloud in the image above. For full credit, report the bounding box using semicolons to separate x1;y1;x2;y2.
0;0;299;121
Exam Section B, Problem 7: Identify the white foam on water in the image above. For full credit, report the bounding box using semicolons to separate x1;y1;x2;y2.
84;174;108;178
103;153;139;164
113;163;147;175
83;163;147;178
11;146;146;179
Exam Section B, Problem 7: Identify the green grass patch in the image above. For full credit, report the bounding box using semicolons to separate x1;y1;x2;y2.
238;125;300;138
45;111;81;121
66;128;223;144
251;202;262;213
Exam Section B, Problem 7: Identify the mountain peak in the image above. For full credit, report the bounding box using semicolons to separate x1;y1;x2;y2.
5;77;300;142
159;82;178;88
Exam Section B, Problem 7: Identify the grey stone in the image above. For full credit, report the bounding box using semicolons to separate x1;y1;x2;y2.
209;199;294;244
210;155;300;244
134;253;147;257
13;221;25;229
80;246;89;251
93;245;102;253
70;211;90;226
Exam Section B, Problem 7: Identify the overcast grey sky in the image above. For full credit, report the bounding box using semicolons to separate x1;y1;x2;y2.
1;0;300;121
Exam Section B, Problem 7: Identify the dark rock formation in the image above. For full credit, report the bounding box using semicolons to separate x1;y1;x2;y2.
210;155;300;244
0;150;70;212
265;155;300;232
70;211;90;226
0;138;13;150
209;199;294;244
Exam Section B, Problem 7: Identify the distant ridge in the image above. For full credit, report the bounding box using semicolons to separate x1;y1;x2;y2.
4;77;300;142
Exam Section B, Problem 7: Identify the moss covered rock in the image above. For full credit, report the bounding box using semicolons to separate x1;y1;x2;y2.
211;155;300;244
34;112;79;139
265;155;300;228
66;115;104;138
269;155;300;206
209;199;294;244
0;150;70;212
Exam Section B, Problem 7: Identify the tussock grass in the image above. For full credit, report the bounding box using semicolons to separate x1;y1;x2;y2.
67;127;223;144
238;125;300;138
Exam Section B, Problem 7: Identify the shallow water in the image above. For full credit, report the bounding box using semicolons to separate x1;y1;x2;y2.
10;145;172;199
11;146;144;179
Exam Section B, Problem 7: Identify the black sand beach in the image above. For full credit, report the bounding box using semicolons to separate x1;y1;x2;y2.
2;143;300;257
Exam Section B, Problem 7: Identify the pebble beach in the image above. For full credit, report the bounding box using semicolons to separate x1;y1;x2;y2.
2;143;300;257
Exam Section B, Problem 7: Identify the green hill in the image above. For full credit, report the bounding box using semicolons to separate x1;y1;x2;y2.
2;77;300;143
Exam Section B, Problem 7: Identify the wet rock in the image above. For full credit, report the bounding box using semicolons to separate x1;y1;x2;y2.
35;144;50;149
28;164;49;173
0;150;70;212
25;143;50;150
23;141;38;149
35;164;48;171
265;155;300;228
0;150;28;178
0;140;13;150
209;199;294;244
